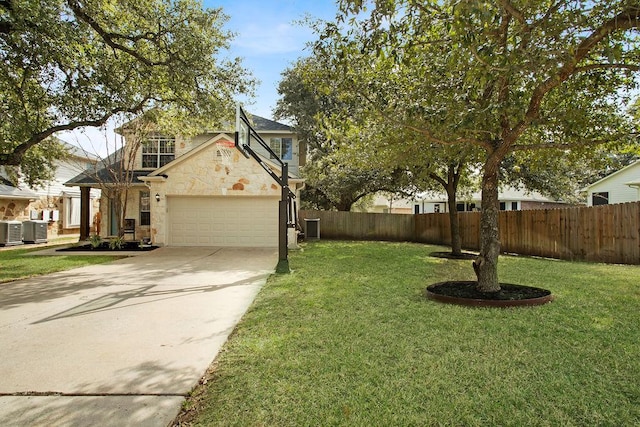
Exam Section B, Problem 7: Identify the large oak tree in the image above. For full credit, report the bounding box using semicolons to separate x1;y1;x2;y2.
1;0;254;184
313;0;640;291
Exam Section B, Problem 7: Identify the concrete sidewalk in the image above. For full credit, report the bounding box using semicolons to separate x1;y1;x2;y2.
0;247;277;426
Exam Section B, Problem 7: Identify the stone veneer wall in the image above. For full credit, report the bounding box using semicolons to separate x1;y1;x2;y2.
1;196;100;239
0;199;31;221
148;141;281;245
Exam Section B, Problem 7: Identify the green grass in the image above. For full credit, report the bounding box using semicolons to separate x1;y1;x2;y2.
0;246;120;282
185;241;640;427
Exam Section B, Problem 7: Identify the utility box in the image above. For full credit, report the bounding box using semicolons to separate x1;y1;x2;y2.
22;220;48;244
304;218;320;240
0;221;23;246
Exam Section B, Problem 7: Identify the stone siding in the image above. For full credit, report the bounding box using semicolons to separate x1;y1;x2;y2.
148;141;281;245
1;195;100;239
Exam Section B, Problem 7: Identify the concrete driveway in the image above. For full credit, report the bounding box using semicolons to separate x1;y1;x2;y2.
0;246;277;426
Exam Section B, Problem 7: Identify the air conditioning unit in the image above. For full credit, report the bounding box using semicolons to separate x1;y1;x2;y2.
22;220;48;244
0;221;23;246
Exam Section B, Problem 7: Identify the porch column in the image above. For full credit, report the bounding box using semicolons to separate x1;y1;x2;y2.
80;186;91;240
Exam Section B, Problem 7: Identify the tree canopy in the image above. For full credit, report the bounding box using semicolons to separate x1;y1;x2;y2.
312;0;640;291
276;57;413;211
0;0;255;184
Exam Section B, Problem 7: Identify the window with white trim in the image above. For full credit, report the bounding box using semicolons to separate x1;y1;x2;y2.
269;138;293;161
65;196;81;228
142;135;175;168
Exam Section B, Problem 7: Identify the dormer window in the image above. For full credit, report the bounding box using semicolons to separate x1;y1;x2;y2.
142;135;175;168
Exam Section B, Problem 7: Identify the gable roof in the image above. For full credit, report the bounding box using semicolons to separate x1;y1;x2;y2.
147;133;234;177
584;159;640;190
64;146;151;187
145;132;299;180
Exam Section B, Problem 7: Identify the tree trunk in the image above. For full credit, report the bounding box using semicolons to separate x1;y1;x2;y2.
431;163;464;256
446;187;462;256
335;201;352;211
114;195;125;238
473;164;501;292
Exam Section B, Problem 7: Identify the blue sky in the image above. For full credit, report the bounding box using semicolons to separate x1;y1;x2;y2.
62;0;337;155
208;0;338;119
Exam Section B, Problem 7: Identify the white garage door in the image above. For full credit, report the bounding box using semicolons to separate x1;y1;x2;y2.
168;197;279;247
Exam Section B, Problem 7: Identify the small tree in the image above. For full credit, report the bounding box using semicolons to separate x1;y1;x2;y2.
84;117;152;238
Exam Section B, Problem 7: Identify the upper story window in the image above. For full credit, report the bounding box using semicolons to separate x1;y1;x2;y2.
142;135;175;168
269;138;293;161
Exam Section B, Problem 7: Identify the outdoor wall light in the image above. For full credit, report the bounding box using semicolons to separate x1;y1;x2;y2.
155;193;160;202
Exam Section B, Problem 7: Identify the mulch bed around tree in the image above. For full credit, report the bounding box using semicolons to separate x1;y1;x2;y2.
429;251;477;260
425;281;553;307
56;242;159;252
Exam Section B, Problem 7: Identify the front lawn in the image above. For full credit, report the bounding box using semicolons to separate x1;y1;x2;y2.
182;241;640;426
0;246;121;283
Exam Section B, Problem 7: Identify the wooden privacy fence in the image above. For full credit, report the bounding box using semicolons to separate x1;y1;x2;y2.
300;201;640;265
299;210;415;242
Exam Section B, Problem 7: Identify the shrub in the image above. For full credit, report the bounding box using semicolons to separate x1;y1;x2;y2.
109;236;125;250
89;234;102;249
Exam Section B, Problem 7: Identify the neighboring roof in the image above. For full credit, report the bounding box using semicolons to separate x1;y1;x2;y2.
61;141;98;161
417;186;560;203
64;146;150;187
584;159;640;190
0;180;38;200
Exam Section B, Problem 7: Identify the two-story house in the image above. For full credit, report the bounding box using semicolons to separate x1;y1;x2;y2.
65;115;305;247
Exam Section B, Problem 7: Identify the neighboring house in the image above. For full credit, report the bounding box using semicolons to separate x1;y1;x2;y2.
0;142;100;238
0;176;38;222
584;159;640;206
65;115;305;247
364;187;570;214
354;193;415;214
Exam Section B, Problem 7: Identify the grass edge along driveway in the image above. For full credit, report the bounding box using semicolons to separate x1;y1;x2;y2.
0;246;122;283
178;240;640;427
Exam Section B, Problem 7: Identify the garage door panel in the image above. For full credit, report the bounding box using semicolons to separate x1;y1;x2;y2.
168;197;278;247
